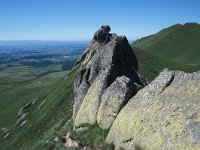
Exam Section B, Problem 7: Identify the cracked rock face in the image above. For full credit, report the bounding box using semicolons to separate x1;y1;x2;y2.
106;69;200;150
97;75;136;129
73;26;146;128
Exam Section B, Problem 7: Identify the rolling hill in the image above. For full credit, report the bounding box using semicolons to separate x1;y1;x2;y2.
131;23;200;80
133;23;200;66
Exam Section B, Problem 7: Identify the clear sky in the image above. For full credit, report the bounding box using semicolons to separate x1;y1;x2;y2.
0;0;200;41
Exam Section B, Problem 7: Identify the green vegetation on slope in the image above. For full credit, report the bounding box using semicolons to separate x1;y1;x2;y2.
0;66;66;127
71;124;113;149
133;23;200;65
0;66;77;149
0;65;111;150
132;46;200;80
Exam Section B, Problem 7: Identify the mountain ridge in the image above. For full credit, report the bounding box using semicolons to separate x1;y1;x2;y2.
133;22;200;65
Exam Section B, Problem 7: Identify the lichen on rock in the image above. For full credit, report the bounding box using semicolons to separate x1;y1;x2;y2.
97;75;136;129
74;68;110;127
106;69;200;150
73;25;146;128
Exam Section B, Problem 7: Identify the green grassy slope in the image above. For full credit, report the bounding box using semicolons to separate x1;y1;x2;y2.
0;65;111;150
0;66;77;149
133;23;200;65
132;46;200;80
0;66;67;127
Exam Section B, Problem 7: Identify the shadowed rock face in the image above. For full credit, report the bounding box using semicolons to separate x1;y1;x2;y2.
93;25;111;44
73;26;146;128
106;69;200;150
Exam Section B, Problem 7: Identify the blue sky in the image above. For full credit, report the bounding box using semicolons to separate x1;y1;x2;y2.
0;0;200;41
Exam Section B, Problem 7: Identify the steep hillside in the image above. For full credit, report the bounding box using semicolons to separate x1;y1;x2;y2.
132;46;200;80
133;23;200;65
0;67;77;149
0;67;67;128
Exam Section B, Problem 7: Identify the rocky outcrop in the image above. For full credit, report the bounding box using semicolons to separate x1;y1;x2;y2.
72;26;200;149
74;69;110;126
97;76;136;129
73;26;146;128
106;69;200;149
16;99;39;127
17;101;32;119
93;25;111;44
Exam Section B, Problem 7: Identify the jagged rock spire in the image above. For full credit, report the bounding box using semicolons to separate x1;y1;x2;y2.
73;26;146;128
